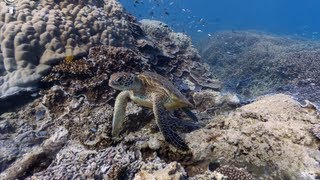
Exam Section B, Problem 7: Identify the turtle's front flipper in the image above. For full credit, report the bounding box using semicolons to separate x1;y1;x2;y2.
152;94;189;150
112;91;130;137
172;117;202;133
182;107;198;122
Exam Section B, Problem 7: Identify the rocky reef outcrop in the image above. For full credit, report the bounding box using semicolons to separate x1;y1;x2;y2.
198;31;320;106
186;94;320;179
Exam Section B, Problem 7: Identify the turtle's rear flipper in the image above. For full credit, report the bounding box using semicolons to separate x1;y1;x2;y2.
182;108;198;122
172;117;202;133
153;94;189;150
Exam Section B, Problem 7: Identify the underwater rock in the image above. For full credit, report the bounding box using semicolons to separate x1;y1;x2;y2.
199;31;320;105
0;0;139;99
193;90;240;118
186;94;320;179
312;124;320;140
134;162;187;180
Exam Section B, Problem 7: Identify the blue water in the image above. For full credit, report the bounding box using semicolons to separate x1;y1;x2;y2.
119;0;320;40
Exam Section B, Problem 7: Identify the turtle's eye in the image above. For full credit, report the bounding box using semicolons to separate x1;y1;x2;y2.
115;77;123;83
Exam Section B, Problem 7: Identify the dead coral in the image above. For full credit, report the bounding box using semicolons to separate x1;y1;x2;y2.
134;161;187;180
27;141;143;179
0;127;68;180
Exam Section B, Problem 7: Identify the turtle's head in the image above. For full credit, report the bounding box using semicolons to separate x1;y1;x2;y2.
109;72;141;91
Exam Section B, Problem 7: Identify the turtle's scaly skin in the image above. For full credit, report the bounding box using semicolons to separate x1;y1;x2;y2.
109;72;199;150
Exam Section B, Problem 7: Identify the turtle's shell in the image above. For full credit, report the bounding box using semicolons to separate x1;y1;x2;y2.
138;72;193;108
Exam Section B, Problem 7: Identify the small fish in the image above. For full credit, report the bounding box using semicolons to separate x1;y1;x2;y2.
208;33;212;37
169;2;174;5
197;29;203;33
9;6;14;14
30;92;38;97
164;11;169;16
65;55;74;63
149;11;154;16
182;8;186;12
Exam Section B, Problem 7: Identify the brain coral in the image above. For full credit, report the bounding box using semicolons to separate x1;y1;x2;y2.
0;0;138;98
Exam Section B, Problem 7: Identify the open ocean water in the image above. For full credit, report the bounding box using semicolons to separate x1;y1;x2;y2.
119;0;320;41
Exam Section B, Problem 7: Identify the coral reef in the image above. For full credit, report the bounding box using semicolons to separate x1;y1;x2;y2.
1;1;319;179
0;0;139;98
1;83;319;179
0;1;224;178
139;19;221;92
199;31;320;105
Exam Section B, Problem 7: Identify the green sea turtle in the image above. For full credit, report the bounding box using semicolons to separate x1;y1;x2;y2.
109;71;200;150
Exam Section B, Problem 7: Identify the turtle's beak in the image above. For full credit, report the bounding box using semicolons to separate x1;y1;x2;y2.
109;74;120;90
